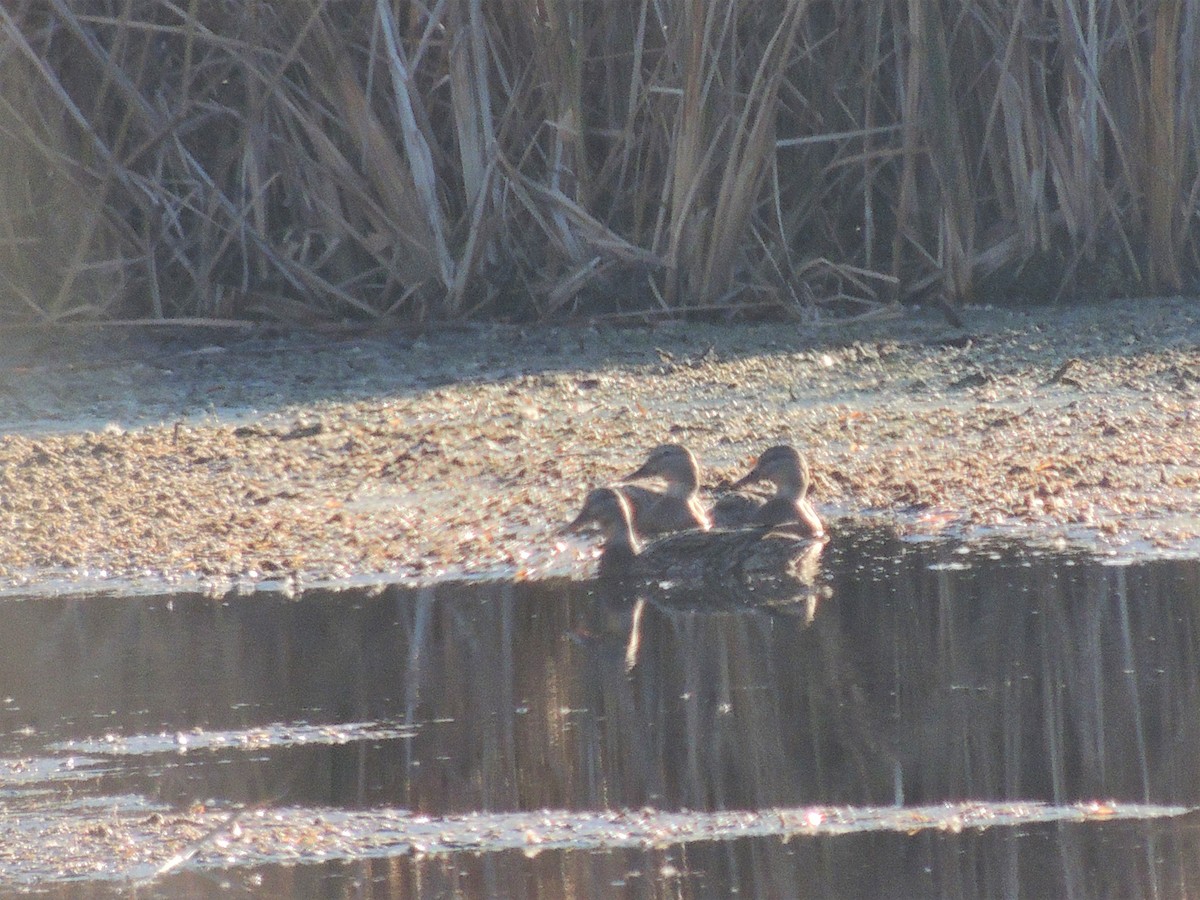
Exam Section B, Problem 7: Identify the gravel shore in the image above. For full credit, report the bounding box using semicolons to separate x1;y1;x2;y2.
2;296;1199;596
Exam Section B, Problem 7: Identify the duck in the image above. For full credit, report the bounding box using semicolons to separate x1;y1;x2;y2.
566;486;824;602
712;445;824;538
618;444;712;535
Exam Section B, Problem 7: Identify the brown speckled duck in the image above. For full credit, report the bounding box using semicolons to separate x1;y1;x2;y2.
566;487;823;600
713;445;824;537
619;444;712;536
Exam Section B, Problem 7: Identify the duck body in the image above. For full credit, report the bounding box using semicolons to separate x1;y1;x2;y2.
568;487;823;604
710;489;772;528
619;444;711;536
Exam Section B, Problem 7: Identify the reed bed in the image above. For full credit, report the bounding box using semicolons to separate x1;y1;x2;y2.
1;1;1198;325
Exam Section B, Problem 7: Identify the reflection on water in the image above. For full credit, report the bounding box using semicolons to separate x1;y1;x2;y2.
4;526;1200;895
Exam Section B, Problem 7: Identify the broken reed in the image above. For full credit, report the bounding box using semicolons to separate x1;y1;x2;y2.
1;1;1198;325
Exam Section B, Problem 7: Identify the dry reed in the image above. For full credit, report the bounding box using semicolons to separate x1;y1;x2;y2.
1;1;1198;325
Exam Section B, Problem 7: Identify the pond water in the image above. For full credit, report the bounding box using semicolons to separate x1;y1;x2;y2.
3;527;1200;896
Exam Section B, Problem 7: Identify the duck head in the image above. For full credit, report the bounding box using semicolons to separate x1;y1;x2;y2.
566;488;638;544
625;444;701;495
732;445;811;498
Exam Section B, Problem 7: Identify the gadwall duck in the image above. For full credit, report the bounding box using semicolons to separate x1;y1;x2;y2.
566;487;823;599
713;445;824;537
619;444;712;535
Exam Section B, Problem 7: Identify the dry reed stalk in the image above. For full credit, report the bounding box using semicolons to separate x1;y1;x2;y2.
1147;0;1183;291
898;1;976;306
527;0;587;260
889;0;925;302
447;0;496;211
859;0;887;270
982;1;1051;256
658;1;815;309
1;1;1198;326
0;11;130;321
700;0;810;307
374;1;456;295
661;0;726;305
1048;0;1105;250
1181;8;1200;276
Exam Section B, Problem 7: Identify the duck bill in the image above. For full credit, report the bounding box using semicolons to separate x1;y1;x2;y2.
563;508;593;535
625;461;655;481
731;466;762;490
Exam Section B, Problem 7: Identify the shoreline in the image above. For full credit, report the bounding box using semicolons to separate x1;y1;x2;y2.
1;296;1198;597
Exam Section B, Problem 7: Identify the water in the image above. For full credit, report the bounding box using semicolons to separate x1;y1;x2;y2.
3;527;1200;896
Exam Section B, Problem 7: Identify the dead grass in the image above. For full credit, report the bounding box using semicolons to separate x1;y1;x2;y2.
1;1;1198;325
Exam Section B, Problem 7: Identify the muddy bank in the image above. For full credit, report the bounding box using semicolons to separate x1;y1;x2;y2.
0;296;1198;595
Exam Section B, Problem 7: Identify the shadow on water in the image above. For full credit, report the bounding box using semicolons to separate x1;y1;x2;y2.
5;526;1200;895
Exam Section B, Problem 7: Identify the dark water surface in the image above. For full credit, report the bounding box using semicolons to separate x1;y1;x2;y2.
3;527;1200;896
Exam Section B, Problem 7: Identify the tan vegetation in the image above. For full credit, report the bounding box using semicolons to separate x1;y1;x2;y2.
1;2;1199;324
0;297;1196;595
